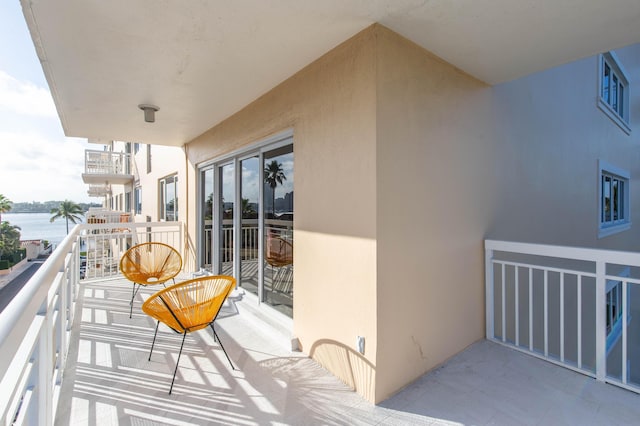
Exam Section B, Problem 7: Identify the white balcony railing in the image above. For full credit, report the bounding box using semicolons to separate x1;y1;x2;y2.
0;221;183;425
86;184;111;197
485;240;640;394
202;220;292;269
83;150;131;176
80;221;183;281
86;208;131;224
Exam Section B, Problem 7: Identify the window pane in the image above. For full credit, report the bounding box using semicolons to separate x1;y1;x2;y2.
166;178;176;221
201;168;214;270
240;156;260;296
613;179;619;221
612;75;618;111
264;145;294;317
619;83;624;117
619;181;625;220
220;163;235;275
604;175;611;223
159;180;166;219
174;176;178;220
603;63;610;102
135;187;142;214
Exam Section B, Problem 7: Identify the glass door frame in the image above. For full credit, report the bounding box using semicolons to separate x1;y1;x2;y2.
197;131;293;305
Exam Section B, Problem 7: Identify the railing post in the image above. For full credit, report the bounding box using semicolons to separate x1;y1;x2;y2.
485;243;494;339
595;260;606;382
37;309;53;426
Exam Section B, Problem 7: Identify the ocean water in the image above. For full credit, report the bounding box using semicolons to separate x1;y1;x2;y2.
3;212;83;246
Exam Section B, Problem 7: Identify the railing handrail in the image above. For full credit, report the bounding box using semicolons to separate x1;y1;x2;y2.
80;221;179;232
83;149;129;157
485;239;640;265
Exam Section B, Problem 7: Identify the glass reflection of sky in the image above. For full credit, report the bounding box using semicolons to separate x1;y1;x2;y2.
221;153;294;202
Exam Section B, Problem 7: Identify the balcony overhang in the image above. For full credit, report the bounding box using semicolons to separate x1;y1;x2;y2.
81;174;133;186
20;0;640;147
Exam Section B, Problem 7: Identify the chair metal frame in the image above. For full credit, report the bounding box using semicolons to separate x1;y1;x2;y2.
141;275;237;394
119;242;183;318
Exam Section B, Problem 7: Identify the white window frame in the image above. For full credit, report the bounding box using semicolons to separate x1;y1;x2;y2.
159;174;178;221
598;52;631;134
134;186;142;215
598;160;630;238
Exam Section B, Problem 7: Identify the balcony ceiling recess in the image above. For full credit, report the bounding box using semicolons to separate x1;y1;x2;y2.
20;0;640;146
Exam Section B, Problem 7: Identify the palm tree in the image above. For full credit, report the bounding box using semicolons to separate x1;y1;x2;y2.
264;160;286;217
0;194;12;223
50;200;84;234
0;221;21;257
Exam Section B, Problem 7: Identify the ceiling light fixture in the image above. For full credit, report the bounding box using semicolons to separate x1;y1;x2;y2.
138;104;159;123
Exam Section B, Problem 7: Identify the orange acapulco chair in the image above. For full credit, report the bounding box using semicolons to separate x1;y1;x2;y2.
141;275;237;394
120;242;183;318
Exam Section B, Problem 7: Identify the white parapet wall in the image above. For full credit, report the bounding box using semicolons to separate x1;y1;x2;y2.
21;240;47;260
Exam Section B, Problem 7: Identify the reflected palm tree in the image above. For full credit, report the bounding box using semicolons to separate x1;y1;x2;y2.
264;160;286;217
242;198;256;216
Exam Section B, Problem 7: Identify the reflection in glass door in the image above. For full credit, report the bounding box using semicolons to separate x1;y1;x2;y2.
200;167;214;270
198;137;294;317
219;163;234;275
240;156;260;295
263;145;294;317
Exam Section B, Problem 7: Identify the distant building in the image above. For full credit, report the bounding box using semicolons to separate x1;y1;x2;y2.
20;240;50;261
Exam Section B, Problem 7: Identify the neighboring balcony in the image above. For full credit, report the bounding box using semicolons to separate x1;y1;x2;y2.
86;184;111;198
81;150;133;185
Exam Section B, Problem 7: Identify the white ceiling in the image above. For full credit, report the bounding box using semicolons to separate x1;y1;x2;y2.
21;0;640;147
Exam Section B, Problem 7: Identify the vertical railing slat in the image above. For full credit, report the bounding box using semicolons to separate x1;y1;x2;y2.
560;272;565;362
501;263;506;342
622;280;628;384
595;261;606;382
529;267;533;352
544;270;548;357
484;245;494;340
515;266;519;347
578;274;582;369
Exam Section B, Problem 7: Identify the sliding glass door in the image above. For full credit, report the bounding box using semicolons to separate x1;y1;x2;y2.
200;167;214;270
263;145;294;316
219;163;235;275
240;156;260;296
198;136;293;317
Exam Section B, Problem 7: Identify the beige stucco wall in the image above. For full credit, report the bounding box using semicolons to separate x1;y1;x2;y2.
374;26;495;402
185;28;379;401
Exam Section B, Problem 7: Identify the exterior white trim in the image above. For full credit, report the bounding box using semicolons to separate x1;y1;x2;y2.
597;52;631;135
598;159;631;238
197;128;294;169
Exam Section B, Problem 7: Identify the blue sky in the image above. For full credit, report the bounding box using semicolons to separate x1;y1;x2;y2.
0;1;92;203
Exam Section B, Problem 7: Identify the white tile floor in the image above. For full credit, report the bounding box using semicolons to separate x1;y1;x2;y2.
56;278;640;425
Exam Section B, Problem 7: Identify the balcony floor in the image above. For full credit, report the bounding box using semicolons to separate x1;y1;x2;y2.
57;278;640;425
